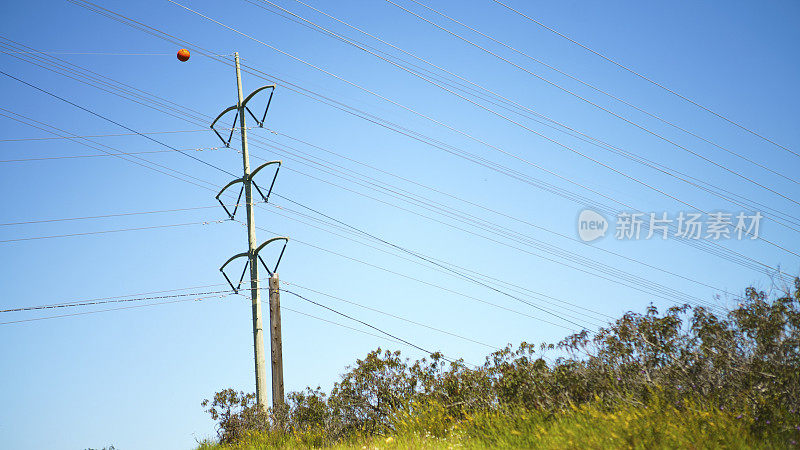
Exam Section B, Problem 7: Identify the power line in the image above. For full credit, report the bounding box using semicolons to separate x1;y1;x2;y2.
0;36;215;125
250;219;599;331
0;70;238;178
59;1;796;281
281;288;454;361
178;1;800;255
3;47;780;302
0;289;235;313
0;43;730;307
400;0;799;186
382;0;800;210
6;44;792;288
0;126;692;334
267;202;612;324
248;132;742;295
279;304;478;364
0;78;600;326
0;109;223;193
248;137;736;300
267;195;720;313
0;51;173;56
490;0;800;159
0;295;229;326
274;0;800;222
0;129;229;142
247;135;729;310
0;147;220;163
283;280;502;350
245;0;800;234
1;283;475;362
7;22;792;292
265;205;610;326
2;35;569;361
4;280;263;311
3;276;501;354
0;204;225;226
0;102;692;332
0;220;222;244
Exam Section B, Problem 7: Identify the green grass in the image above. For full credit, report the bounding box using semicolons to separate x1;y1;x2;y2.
198;396;781;449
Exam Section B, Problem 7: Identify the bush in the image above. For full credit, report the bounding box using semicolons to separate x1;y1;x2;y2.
201;389;269;444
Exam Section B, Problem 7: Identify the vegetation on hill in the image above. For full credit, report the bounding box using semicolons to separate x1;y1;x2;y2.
198;279;800;448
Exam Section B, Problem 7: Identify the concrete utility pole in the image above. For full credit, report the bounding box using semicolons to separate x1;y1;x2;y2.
213;53;286;414
268;274;285;412
234;51;269;411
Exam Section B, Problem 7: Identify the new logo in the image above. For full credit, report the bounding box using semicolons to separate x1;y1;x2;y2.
578;209;608;242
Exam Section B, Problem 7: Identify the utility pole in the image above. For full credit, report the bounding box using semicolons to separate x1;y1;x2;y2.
235;51;269;411
213;53;287;414
269;274;285;412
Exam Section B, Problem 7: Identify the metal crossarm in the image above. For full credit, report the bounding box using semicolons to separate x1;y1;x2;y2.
219;237;289;292
220;251;250;293
210;105;238;147
253;236;289;276
214;160;281;220
241;85;275;127
249;160;281;203
210;85;276;145
215;177;245;220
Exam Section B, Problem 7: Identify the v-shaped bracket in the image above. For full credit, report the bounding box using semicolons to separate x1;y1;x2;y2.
220;236;289;293
210;85;276;147
215;160;281;220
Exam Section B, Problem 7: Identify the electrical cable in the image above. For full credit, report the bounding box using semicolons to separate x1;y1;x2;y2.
283;280;503;350
0;109;222;192
170;1;800;257
0;147;220;163
0;51;173;56
0;220;222;244
251;219;595;331
0;67;764;310
0;294;229;325
47;5;796;281
1;50;744;306
400;0;799;185
265;204;610;325
273;0;800;225
267;195;720;312
490;0;800;159
0;289;235;313
383;0;800;208
0;204;224;227
1;103;596;331
1;31;788;310
0;128;233;142
3;280;266;311
0;65;768;307
263;199;613;323
279;304;477;364
246;134;743;295
242;1;800;234
0;70;237;178
281;288;455;362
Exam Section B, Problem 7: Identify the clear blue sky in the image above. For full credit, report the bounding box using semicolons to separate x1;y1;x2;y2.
1;0;798;448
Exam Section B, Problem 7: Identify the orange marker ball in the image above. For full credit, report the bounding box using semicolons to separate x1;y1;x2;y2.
177;48;191;62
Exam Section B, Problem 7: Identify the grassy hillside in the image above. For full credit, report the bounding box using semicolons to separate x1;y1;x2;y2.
197;281;800;449
199;397;781;449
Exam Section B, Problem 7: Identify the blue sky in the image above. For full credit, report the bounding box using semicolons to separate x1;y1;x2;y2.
1;0;798;448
